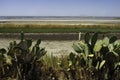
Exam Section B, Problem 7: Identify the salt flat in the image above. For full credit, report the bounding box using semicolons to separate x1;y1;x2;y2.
1;17;120;25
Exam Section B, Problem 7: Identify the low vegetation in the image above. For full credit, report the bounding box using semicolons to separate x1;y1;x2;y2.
0;23;120;33
0;32;120;80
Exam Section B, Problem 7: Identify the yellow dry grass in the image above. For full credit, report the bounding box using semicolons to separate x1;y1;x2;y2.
0;22;120;29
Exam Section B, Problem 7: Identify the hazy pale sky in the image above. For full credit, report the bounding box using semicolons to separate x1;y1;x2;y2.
0;0;120;16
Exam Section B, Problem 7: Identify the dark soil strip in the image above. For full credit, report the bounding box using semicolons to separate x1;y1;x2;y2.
0;33;120;40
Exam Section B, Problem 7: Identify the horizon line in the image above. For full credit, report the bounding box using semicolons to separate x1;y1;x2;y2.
0;16;120;18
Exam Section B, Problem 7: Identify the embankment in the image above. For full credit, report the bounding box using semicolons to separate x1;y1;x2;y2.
0;33;120;40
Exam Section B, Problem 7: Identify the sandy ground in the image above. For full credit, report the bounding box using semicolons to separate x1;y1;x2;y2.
0;39;77;56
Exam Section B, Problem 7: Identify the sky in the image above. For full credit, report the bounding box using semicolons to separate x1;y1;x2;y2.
0;0;120;17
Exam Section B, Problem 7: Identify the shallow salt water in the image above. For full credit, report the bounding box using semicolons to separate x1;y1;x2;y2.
0;39;78;56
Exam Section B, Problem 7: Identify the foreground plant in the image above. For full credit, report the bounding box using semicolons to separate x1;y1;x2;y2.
0;32;47;80
72;32;120;80
0;32;120;80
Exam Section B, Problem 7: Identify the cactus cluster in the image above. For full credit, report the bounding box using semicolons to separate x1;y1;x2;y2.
0;32;120;80
0;31;47;80
72;32;120;80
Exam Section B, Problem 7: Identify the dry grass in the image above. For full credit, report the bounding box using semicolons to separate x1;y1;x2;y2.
0;23;120;29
